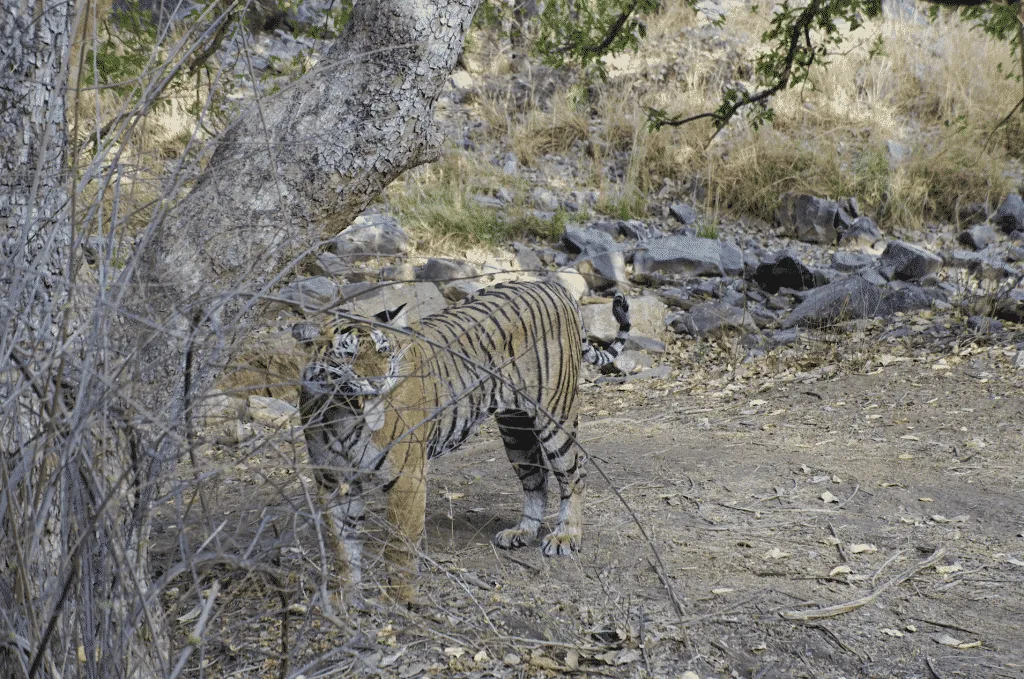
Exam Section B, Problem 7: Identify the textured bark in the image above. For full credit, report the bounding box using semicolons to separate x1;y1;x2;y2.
1;1;169;676
127;0;482;443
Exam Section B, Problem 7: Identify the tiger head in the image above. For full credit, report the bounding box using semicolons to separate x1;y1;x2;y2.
293;305;407;431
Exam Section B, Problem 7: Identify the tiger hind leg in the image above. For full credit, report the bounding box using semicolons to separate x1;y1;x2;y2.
493;409;548;550
537;416;585;556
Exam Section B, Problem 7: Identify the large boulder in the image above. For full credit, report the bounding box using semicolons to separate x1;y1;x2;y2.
416;257;479;282
276;276;340;311
839;216;883;248
782;276;883;328
633;236;737;277
581;295;668;343
777;193;842;244
668;300;757;339
957;223;997;251
879;241;942;281
994;193;1024;235
753;249;816;293
328;214;409;261
339;281;447;325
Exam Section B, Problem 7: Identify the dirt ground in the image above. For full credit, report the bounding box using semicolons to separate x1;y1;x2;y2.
166;328;1024;679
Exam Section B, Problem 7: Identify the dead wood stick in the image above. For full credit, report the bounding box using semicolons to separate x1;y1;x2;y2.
779;548;947;621
167;580;221;679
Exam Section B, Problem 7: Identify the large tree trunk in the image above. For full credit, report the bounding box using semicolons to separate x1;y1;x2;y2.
2;0;480;675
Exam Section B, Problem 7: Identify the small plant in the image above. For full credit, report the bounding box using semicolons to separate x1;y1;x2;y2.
695;219;720;239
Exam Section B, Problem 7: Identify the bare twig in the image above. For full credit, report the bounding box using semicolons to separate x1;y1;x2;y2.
167;580;220;679
780;548;947;620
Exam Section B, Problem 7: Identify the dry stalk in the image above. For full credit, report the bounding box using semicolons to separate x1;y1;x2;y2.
779;547;947;621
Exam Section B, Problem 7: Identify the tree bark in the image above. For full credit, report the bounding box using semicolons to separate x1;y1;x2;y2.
3;0;480;675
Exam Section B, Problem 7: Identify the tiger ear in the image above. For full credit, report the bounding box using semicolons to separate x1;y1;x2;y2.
373;303;407;327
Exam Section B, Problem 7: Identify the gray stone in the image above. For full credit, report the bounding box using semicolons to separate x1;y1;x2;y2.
887;139;912;164
472;194;505;209
994;193;1024;234
957;224;997;251
880;285;945;315
669;203;700;226
578;250;627;291
441;279;484;301
379;262;416;282
502;152;519;176
340;281;447;325
562;226;617;255
831;250;876;272
582;295;668;342
720;241;744;277
879;241;942;281
594;364;672;385
608;350;654;375
417;257;479;282
531;187;560;212
1008;245;1024;262
839;216;883;248
619;220;664;241
668;301;757;338
512;243;544;272
750;306;780;328
782;276;883;328
625;336;666;353
277;276;340;310
633;236;730;277
329;214;409;261
657;287;695;310
198;390;247;426
968;315;1003;333
777;193;840;244
860;268;888;286
957;202;989;224
313;251;350;277
753;250;816;293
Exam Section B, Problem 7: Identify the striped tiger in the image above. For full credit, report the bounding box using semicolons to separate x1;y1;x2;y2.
293;279;630;603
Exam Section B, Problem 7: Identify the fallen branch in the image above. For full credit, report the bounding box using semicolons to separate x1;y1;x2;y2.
779;548;947;621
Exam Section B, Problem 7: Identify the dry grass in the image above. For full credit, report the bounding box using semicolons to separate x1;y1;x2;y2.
442;3;1023;237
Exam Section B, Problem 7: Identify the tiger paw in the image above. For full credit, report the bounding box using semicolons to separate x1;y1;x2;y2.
493;526;536;550
540;529;581;556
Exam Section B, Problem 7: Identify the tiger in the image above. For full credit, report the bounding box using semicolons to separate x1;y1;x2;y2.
293;279;631;603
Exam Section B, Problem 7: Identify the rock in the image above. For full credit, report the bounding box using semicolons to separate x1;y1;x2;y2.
577;250;627;291
441;280;483;301
198;390;247;426
582;295;668;342
839;216;883;248
313;251;350;277
379;262;416;282
881;285;945;315
633;236;732;277
340;281;447;324
777;193;841;244
562;226;617;255
957;202;989;224
782;276;883;328
625;336;666;353
957;224;997;251
879;241;942;281
753;249;816;293
277;276;340;310
887;139;912;164
1008;244;1024;262
750;306;780;328
831;250;876;273
329;214;408;261
619;220;664;241
594;364;672;385
608;349;654;375
512;242;544;272
417;257;479;282
248;396;298;427
669;203;700;226
968;315;1002;333
860;268;888;286
551;269;588;299
668;301;757;338
502;152;519;176
472;193;505;209
720;241;745;277
657;287;695;310
531;187;560;212
994;193;1024;234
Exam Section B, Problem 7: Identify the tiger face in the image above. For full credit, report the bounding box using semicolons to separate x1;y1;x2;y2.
294;306;407;431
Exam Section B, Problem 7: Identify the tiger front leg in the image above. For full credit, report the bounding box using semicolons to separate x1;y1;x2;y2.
382;441;428;605
539;430;586;556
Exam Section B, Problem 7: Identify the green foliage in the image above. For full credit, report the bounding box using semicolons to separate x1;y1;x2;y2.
694;220;720;239
534;0;666;76
83;3;159;96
